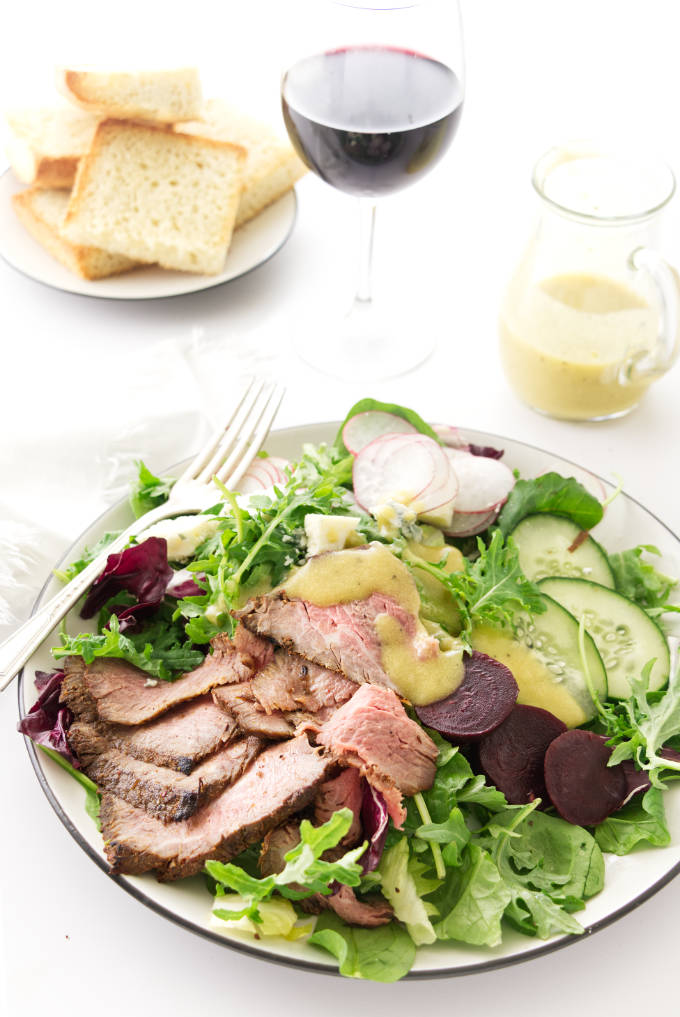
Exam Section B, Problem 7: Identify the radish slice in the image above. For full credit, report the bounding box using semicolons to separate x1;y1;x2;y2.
238;456;290;494
432;422;470;451
443;507;499;537
353;433;457;518
343;411;418;455
445;449;515;514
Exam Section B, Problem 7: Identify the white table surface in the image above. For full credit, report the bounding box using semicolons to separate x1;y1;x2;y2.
2;1;680;1012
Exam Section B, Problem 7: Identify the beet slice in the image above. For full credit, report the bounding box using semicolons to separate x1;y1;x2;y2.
414;651;518;741
544;729;628;826
477;704;566;805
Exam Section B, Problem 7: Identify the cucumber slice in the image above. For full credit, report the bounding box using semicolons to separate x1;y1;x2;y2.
471;593;607;726
510;513;614;587
538;576;670;699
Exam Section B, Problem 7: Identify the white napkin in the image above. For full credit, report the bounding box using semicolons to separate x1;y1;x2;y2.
0;327;283;640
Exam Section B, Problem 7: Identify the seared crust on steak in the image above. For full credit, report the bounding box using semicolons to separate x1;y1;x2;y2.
86;736;263;822
60;632;252;726
67;696;238;774
101;734;335;879
212;649;357;740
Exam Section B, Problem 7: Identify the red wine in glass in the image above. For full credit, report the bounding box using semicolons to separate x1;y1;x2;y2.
282;46;463;198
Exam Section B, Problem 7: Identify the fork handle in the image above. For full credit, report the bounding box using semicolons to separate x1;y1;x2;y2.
0;500;196;693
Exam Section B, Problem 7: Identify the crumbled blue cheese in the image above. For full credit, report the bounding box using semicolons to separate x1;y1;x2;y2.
304;514;361;556
140;514;220;561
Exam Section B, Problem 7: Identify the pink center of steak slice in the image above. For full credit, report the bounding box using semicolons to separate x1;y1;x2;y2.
314;684;438;828
236;592;419;689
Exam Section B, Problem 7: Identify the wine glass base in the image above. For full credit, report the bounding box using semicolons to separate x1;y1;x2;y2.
291;299;436;381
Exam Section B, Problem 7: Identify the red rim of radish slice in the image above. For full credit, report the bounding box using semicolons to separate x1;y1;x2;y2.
342;411;418;455
444;448;515;514
238;456;290;494
353;433;458;516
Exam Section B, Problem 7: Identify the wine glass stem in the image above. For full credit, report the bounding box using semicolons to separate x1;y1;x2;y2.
355;199;377;305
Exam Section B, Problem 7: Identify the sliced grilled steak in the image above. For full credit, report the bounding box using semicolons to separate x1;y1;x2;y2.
313;769;364;847
325;885;393;927
315;684;438;827
60;632;252;726
68;695;237;774
85;736;263;822
233;624;274;671
236;592;419;688
101;734;334;880
212;649;357;740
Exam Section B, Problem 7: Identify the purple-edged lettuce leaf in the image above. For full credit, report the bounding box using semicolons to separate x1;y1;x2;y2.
80;536;173;619
166;569;206;599
468;443;504;460
17;669;79;767
360;782;389;873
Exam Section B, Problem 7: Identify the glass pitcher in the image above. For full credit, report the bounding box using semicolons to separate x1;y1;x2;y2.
499;143;680;420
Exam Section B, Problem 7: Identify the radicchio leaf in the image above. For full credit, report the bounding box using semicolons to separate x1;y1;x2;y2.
360;782;389;873
166;568;206;599
80;536;173;619
468;444;504;460
17;669;80;767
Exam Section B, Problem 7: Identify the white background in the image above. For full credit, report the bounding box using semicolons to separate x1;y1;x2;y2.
2;1;680;1013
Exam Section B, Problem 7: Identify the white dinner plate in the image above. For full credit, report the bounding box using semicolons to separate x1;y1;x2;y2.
0;169;297;300
17;423;680;978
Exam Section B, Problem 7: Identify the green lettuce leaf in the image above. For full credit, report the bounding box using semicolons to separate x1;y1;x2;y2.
608;545;680;618
129;460;175;519
432;843;512;947
595;787;670;855
496;472;604;535
38;744;101;829
334;397;439;453
309;911;416;982
377;839;439;945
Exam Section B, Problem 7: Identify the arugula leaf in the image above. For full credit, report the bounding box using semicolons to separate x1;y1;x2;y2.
496;472;604;535
595;787;670;855
412;530;545;646
53;612;204;681
54;531;121;584
334;397;439;453
309;911;416;982
174;442;356;635
38;744;101;829
129;460;175;519
206;809;366;924
608;545;680;618
592;660;680;786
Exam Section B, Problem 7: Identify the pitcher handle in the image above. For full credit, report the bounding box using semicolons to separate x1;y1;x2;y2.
623;247;680;383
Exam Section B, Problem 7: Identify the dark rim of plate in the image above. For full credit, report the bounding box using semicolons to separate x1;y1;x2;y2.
16;423;680;979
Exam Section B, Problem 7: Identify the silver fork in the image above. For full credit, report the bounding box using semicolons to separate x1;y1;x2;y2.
0;378;285;692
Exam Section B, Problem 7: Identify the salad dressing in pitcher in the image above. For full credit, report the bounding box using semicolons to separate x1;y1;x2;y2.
499;145;680;420
500;272;658;420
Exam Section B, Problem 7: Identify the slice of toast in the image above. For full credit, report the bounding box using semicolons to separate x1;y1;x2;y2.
176;99;307;226
57;68;203;123
4;107;99;188
12;187;140;279
63;119;246;274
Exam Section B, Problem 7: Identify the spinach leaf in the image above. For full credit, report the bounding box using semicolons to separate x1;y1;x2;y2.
608;545;680;619
595;787;670;855
496;472;603;535
309;911;416;982
432;843;512;947
334;397;439;453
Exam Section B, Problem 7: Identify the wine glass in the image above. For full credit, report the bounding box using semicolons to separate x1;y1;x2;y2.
281;0;465;380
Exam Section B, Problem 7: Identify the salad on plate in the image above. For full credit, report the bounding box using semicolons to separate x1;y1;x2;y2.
18;398;680;982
